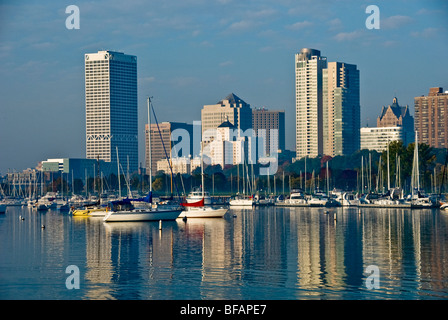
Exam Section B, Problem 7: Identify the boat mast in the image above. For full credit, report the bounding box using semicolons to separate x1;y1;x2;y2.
116;147;121;198
148;97;152;192
201;140;204;199
387;139;390;191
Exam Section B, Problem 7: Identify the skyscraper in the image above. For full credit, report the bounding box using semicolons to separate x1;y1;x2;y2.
201;93;253;142
414;87;448;148
323;61;360;156
252;107;285;156
295;48;327;158
85;50;138;173
145;122;193;176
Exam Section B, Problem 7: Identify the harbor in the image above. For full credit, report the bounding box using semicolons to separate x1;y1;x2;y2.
1;204;448;300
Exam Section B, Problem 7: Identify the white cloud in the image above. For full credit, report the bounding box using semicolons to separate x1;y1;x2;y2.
286;20;313;31
381;15;413;30
411;27;439;38
334;30;364;42
219;60;233;67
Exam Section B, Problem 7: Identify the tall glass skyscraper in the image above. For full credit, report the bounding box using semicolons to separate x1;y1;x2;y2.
323;61;360;157
295;48;327;158
85;50;138;173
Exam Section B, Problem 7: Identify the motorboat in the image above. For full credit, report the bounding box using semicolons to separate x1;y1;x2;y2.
286;191;307;205
340;192;360;206
308;195;329;207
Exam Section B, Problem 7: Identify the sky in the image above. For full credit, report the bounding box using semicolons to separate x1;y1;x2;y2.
1;0;447;175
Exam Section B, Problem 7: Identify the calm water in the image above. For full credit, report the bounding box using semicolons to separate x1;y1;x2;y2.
1;205;448;300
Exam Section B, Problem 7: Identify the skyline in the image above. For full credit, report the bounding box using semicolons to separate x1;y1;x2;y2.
1;0;448;174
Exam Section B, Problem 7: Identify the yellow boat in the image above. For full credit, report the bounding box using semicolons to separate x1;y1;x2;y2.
72;206;108;217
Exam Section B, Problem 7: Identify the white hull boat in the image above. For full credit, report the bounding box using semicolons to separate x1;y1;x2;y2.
186;190;212;205
104;208;182;222
229;198;253;206
179;206;228;218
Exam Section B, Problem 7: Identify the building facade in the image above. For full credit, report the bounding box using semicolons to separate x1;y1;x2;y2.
85;50;138;173
206;120;248;168
414;87;448;148
377;97;414;145
42;158;117;182
295;48;327;158
360;127;403;152
145;122;193;176
323;62;360;157
201;93;253;143
252;107;285;156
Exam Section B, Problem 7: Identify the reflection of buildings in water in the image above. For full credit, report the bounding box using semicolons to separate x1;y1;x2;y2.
359;208;448;294
293;209;322;290
88;221;175;299
424;211;448;293
292;208;348;295
361;209;405;290
179;218;231;300
82;218;114;300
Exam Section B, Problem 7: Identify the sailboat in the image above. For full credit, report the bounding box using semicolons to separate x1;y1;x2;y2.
229;157;254;206
409;131;438;208
179;141;228;218
103;97;183;222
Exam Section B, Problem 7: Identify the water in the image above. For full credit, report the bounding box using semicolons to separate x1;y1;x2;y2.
1;205;448;300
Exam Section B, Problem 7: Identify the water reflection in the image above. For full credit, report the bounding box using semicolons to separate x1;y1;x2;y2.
1;206;447;299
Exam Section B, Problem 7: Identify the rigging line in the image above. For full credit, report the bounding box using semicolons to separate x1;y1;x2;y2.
150;100;181;199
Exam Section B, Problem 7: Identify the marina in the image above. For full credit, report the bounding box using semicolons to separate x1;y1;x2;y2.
1;203;448;300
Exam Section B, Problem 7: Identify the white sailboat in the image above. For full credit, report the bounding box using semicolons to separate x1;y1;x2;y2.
179;141;228;218
229;159;253;206
104;97;183;222
409;131;437;208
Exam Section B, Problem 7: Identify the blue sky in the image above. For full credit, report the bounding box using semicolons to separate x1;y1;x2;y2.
1;0;447;174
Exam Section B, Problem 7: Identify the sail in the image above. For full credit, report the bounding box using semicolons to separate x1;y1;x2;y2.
181;198;204;207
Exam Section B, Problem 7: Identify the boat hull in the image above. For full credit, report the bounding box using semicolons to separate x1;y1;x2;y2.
179;207;228;218
229;199;253;206
104;209;182;222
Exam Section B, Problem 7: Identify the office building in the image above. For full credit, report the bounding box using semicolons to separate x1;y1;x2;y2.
201;93;252;142
41;158;118;182
156;156;201;175
85;50;138;173
206;120;248;168
323;62;360;157
252;108;285;156
360;127;403;152
377;97;414;145
414;87;448;148
145;122;193;175
295;48;327;158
